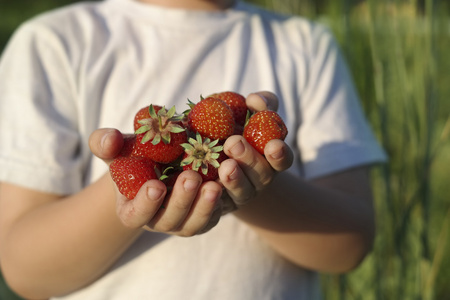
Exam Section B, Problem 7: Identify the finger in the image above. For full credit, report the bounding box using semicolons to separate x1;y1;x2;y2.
89;128;124;164
245;91;279;112
175;181;223;236
196;202;223;234
264;139;294;172
220;193;238;215
116;179;166;229
224;135;274;191
218;159;255;206
147;170;202;233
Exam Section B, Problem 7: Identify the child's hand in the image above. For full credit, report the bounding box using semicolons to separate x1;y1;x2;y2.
88;92;292;234
218;92;294;208
122;169;223;236
89;129;223;236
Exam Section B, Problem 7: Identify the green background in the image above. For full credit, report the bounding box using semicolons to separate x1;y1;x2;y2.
1;0;449;299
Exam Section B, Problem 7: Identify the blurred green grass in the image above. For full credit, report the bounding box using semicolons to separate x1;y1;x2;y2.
1;0;449;299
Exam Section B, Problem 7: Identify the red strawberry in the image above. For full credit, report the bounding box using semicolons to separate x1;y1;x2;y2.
109;156;160;200
133;131;187;164
134;105;187;163
209;91;248;127
233;124;244;136
134;105;159;132
180;133;227;182
187;97;235;141
243;110;288;155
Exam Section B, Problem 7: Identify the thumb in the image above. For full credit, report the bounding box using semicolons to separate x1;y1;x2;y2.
245;91;279;112
89;128;125;165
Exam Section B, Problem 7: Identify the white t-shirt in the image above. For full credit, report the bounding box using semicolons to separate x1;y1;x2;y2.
0;0;386;299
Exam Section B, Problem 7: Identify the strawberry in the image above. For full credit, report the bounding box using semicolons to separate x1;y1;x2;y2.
180;133;227;182
243;110;288;155
187;97;235;141
233;124;244;136
134;105;157;132
134;105;187;163
208;91;248;127
109;156;160;200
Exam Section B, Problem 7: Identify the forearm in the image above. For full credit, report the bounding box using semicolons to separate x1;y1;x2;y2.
234;170;375;273
0;175;143;299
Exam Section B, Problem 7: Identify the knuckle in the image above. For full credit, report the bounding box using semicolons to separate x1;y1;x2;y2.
196;205;216;220
234;192;255;206
117;205;137;229
154;221;178;233
259;174;274;188
249;170;274;192
172;198;193;211
120;214;137;229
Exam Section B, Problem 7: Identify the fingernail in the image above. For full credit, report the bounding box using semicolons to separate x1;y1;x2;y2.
184;179;200;192
203;189;221;203
228;167;239;181
269;147;284;160
259;94;269;106
147;186;164;201
229;140;245;157
101;129;114;149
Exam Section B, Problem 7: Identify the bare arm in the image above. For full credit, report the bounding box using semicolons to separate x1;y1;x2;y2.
232;163;374;273
0;176;143;299
0;129;223;299
219;92;376;273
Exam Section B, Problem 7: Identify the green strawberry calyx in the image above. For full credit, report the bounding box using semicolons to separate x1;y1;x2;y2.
135;105;185;145
180;133;223;175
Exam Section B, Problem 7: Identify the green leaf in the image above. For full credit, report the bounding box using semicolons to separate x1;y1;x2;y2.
203;137;211;145
211;146;224;153
188;137;198;145
149;104;158;119
158;106;168;117
186;99;196;110
201;163;208;175
141;131;154;144
135;125;150;135
180;156;194;166
171;114;185;122
151;134;161;145
210;159;220;169
161;131;171;144
170;125;186;133
244;110;252;127
162;166;174;175
196;133;203;145
194;160;202;171
180;143;195;151
208;139;219;148
138;119;151;125
167;106;177;119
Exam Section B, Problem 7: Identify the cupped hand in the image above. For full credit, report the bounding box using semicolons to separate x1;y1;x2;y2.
88;91;293;233
89;128;224;236
218;92;294;207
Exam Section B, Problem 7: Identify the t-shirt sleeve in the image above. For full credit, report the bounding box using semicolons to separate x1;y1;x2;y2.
0;20;83;195
297;25;387;179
